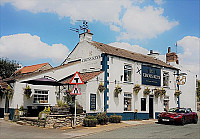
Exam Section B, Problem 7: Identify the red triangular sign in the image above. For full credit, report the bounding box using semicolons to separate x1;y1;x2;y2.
70;84;81;95
70;72;84;84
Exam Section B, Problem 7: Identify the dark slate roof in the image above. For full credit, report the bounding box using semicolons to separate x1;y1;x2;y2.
90;41;177;69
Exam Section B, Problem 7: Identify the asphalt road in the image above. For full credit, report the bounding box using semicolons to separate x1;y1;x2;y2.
81;122;200;139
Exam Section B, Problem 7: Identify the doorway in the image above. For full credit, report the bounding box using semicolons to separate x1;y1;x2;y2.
149;95;154;119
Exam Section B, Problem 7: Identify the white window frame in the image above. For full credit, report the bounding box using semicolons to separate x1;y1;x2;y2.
124;64;132;82
124;93;132;111
163;72;169;87
33;89;49;104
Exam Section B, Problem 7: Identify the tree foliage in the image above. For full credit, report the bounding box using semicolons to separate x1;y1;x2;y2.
0;58;20;79
197;80;200;101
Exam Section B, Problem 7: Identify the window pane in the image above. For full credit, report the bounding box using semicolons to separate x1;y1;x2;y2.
141;98;146;111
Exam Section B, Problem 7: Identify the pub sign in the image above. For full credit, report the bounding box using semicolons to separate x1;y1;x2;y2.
142;65;161;86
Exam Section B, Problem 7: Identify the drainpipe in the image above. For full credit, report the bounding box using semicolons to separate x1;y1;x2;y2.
177;70;180;108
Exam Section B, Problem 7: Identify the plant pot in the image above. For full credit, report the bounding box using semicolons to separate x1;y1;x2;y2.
19;111;23;116
4;113;10;121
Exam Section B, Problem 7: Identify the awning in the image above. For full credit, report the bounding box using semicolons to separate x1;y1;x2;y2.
21;77;63;86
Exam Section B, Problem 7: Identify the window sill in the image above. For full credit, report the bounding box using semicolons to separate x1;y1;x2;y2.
123;111;134;113
33;103;49;105
123;82;133;84
163;86;170;89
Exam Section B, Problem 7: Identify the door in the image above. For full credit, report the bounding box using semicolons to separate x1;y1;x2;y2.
149;95;154;119
5;96;9;113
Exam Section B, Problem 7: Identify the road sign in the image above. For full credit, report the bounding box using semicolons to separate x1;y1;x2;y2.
70;84;81;95
70;72;84;84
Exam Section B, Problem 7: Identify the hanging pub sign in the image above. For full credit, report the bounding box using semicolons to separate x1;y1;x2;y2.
142;65;161;86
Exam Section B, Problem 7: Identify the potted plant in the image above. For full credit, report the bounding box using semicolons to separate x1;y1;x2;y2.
24;85;32;99
174;90;181;97
154;88;161;98
160;88;166;96
98;82;106;93
4;85;14;99
19;105;24;116
143;87;151;95
133;84;141;94
114;84;122;97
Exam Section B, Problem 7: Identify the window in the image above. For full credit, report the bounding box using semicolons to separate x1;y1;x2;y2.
90;94;96;110
33;90;48;104
124;65;132;82
163;72;169;87
124;93;132;111
141;98;146;111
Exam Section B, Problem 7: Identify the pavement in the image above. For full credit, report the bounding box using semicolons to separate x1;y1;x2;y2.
0;119;157;138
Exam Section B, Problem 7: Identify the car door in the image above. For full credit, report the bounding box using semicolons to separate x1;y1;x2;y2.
185;108;193;122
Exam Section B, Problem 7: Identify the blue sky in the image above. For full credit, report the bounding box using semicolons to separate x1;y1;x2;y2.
0;0;199;77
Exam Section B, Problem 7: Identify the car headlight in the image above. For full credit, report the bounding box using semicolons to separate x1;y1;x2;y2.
174;115;181;118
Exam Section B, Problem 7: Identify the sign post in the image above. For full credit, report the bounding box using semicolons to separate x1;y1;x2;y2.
69;72;84;129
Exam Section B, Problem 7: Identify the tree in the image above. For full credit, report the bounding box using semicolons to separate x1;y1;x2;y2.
0;58;20;79
197;80;200;102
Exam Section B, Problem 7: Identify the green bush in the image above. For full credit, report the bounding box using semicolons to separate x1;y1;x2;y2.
83;118;98;127
86;115;97;119
97;113;109;125
109;114;122;123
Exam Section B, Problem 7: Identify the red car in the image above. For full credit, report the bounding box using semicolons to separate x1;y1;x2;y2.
157;108;198;125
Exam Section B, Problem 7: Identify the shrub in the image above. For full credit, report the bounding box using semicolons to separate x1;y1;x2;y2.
97;113;109;125
83;118;98;127
109;114;122;123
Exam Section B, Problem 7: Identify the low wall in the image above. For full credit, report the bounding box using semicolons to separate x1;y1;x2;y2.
20;113;86;129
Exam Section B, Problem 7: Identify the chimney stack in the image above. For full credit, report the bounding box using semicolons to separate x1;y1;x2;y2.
166;47;179;64
148;50;159;59
79;30;93;42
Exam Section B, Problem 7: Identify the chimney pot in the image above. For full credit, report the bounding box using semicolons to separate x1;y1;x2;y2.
168;47;171;53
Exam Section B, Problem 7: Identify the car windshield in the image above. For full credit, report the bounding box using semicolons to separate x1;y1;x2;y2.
168;108;176;112
168;108;186;113
175;108;186;113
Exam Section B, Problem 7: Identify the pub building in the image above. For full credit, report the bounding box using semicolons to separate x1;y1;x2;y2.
0;30;197;120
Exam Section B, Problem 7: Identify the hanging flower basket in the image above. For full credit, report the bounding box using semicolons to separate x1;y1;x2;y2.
114;84;122;97
174;90;181;97
143;87;151;95
24;85;32;99
5;85;14;99
160;88;166;96
133;84;141;94
154;88;161;98
98;82;106;93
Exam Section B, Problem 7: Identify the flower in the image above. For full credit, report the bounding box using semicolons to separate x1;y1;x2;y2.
98;82;106;93
174;90;181;97
114;84;122;97
24;85;32;99
133;84;141;94
154;88;161;98
160;88;166;96
143;87;151;95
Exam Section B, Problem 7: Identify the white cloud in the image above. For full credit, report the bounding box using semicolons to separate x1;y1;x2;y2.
1;0;178;40
119;6;179;40
0;34;69;65
110;24;120;32
177;36;200;77
1;0;130;24
154;0;164;5
109;42;149;55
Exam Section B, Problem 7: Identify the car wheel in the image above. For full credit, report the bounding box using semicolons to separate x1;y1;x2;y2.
158;119;162;124
193;115;198;124
181;117;185;125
